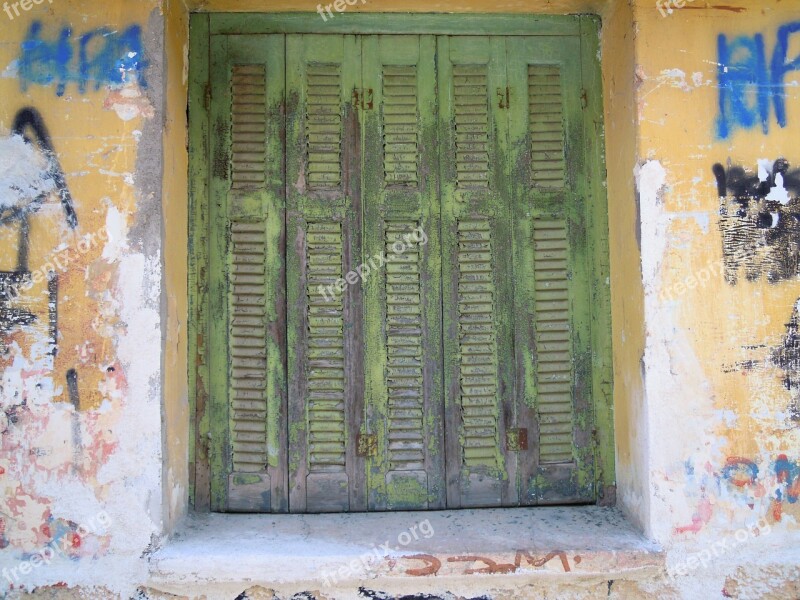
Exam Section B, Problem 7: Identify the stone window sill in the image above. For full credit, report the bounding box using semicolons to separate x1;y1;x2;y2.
148;506;664;597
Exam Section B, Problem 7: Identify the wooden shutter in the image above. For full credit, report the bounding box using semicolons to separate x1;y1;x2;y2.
286;35;367;512
506;37;595;504
361;35;445;510
208;35;287;512
439;37;518;508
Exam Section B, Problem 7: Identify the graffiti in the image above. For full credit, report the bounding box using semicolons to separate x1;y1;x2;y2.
402;553;440;577
19;21;147;96
726;298;800;419
0;108;76;349
716;21;800;139
772;301;800;420
715;160;800;284
719;455;800;523
359;590;491;600
677;455;799;535
395;550;580;577
10;107;77;232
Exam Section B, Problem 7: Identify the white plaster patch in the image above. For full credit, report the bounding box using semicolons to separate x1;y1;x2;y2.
1;59;18;79
635;160;668;288
660;68;692;92
0;134;56;209
765;172;791;204
757;159;772;182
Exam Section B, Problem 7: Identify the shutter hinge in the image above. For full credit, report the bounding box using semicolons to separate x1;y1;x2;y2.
352;88;374;111
580;88;588;110
204;82;211;111
506;428;528;452
497;86;511;109
357;433;377;456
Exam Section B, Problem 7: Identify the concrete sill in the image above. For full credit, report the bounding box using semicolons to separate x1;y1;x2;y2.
147;506;664;598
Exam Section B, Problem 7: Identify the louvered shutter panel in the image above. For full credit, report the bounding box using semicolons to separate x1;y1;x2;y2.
286;35;367;513
361;36;445;510
506;37;595;504
439;37;518;508
208;35;287;512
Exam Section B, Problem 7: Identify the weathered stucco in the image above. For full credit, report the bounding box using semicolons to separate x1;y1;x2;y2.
0;0;798;598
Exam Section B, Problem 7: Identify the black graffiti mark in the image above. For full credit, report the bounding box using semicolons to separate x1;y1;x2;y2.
10;107;78;231
359;590;491;600
0;273;35;350
726;302;800;420
714;159;800;200
714;161;800;284
772;302;800;421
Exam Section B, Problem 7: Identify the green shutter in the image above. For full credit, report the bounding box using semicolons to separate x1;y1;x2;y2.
506;37;594;504
286;35;367;512
201;26;601;513
361;35;445;510
439;37;518;508
208;35;287;512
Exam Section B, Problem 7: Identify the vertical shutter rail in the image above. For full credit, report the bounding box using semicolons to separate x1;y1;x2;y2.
306;222;347;471
533;219;574;463
230;219;269;472
529;65;565;188
457;219;499;467
385;222;425;471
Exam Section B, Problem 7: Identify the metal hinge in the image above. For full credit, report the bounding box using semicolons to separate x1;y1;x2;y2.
506;428;528;452
352;88;374;111
497;86;511;109
357;433;377;456
204;83;211;111
580;88;588;110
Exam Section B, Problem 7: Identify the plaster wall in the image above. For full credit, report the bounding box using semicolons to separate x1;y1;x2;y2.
0;0;798;598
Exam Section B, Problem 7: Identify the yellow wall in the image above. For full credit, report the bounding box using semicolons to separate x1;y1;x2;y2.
633;0;800;539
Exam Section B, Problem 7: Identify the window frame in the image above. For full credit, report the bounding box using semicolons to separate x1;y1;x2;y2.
188;12;614;512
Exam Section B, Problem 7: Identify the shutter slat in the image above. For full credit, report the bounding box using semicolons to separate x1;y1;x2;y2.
385;222;425;471
534;219;574;464
454;66;490;190
306;222;346;471
230;219;268;473
383;66;419;187
529;65;565;189
307;65;342;189
231;65;266;190
457;219;499;469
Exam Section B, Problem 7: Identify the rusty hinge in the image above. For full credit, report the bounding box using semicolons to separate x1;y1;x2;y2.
497;87;511;109
357;433;377;456
204;82;211;111
352;88;374;110
506;428;528;452
580;88;588;110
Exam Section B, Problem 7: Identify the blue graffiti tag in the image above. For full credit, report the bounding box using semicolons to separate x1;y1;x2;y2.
18;21;147;97
716;21;800;140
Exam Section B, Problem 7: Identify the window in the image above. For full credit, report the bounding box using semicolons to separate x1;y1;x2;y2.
191;16;610;513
